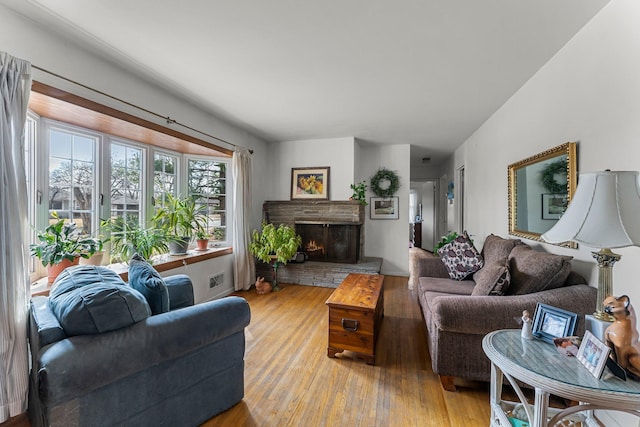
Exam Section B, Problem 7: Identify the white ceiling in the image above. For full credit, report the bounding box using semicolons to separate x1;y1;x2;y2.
3;0;609;166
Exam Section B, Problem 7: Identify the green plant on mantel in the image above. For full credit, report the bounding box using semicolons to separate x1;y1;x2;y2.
249;222;302;291
349;181;368;206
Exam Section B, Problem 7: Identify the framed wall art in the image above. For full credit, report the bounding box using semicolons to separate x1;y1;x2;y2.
291;167;330;200
370;197;399;220
531;303;577;343
541;193;567;220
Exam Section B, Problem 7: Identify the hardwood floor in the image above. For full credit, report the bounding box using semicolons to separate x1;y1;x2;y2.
2;275;492;427
202;275;491;427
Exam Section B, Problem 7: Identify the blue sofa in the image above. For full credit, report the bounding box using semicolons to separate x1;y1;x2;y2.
28;266;251;427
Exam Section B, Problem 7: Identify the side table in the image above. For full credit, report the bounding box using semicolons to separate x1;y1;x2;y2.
483;329;640;426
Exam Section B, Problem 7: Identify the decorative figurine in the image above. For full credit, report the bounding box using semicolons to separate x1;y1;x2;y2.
255;276;273;295
603;295;640;380
521;310;533;340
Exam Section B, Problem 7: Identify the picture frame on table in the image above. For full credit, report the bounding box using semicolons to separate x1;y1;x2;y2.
370;197;399;220
531;303;577;343
541;193;567;220
291;167;330;200
577;330;611;379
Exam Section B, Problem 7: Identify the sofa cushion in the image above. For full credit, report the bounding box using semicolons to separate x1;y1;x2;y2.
471;260;511;296
417;276;475;296
437;232;484;280
481;234;521;265
49;265;151;336
128;253;170;315
507;245;573;295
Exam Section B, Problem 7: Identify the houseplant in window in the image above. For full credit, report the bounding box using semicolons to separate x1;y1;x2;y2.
249;222;302;291
101;217;168;263
195;229;210;251
30;212;101;283
152;194;207;255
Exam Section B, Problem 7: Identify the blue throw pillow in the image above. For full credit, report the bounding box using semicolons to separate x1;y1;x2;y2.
49;265;151;336
128;253;170;315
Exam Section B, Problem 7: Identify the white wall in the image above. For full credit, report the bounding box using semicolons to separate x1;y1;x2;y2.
456;1;640;424
267;137;356;201
159;254;235;303
356;143;411;276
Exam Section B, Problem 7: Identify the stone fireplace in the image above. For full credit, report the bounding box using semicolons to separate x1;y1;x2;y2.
262;200;365;263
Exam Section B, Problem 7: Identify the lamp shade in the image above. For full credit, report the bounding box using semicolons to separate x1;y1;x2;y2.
541;170;640;248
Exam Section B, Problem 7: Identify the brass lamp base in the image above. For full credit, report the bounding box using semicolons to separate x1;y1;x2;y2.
592;248;620;323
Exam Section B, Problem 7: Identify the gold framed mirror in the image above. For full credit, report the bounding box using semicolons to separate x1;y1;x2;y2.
508;142;577;247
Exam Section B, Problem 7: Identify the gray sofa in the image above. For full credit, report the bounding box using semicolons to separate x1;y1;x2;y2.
28;265;251;426
411;234;596;391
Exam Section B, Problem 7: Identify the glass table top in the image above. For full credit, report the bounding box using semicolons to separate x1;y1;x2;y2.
485;329;640;395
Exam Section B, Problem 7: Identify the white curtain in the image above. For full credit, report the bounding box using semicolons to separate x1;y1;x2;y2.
0;52;32;422
231;147;255;290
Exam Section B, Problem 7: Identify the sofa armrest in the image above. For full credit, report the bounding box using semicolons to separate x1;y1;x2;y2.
430;284;596;335
29;296;67;348
37;296;250;406
411;256;449;280
164;274;195;309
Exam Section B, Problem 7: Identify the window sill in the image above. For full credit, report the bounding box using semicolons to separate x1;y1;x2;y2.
30;246;233;297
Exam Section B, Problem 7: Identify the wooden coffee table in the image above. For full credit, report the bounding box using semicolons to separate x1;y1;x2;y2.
325;273;384;365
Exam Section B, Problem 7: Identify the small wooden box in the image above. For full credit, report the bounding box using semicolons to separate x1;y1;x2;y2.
325;273;384;365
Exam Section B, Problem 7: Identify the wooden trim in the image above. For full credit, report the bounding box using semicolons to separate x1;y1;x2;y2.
30;247;233;296
30;81;233;157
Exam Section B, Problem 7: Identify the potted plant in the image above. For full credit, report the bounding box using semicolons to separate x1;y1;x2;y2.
30;212;101;283
195;230;210;251
349;181;368;206
249;222;302;291
152;194;207;255
101;217;169;263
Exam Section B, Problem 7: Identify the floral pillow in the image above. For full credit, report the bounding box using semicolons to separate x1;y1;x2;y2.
437;232;484;280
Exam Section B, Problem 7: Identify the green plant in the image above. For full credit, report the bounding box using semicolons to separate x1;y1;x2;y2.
152;194;207;239
349;181;368;206
30;212;100;267
101;217;169;263
195;230;210;240
434;231;458;253
249;222;302;290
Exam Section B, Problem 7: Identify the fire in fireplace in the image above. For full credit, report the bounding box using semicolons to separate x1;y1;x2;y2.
296;222;361;264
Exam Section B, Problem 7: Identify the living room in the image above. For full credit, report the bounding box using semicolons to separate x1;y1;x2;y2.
2;0;640;426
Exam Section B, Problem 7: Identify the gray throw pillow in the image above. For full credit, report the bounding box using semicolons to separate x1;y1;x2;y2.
128;253;170;315
507;245;573;295
50;265;151;336
480;234;521;266
472;260;511;296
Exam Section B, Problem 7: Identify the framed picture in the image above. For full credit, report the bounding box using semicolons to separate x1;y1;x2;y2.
370;197;399;219
291;167;330;200
531;303;577;343
541;193;567;220
577;330;611;379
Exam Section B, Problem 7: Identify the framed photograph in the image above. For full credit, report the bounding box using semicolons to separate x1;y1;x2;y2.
577;330;611;379
291;167;330;200
532;303;577;343
541;193;567;220
370;197;399;219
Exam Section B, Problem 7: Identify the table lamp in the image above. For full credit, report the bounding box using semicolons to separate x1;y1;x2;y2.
541;170;640;321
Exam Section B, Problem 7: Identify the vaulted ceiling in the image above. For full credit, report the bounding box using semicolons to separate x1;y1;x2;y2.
2;0;610;167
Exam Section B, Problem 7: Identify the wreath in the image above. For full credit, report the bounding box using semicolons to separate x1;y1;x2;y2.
540;160;567;193
370;167;400;198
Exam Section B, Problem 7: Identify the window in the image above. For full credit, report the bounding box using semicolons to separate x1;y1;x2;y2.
25;114;38;275
47;124;99;235
110;141;144;227
188;158;228;242
153;152;178;209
